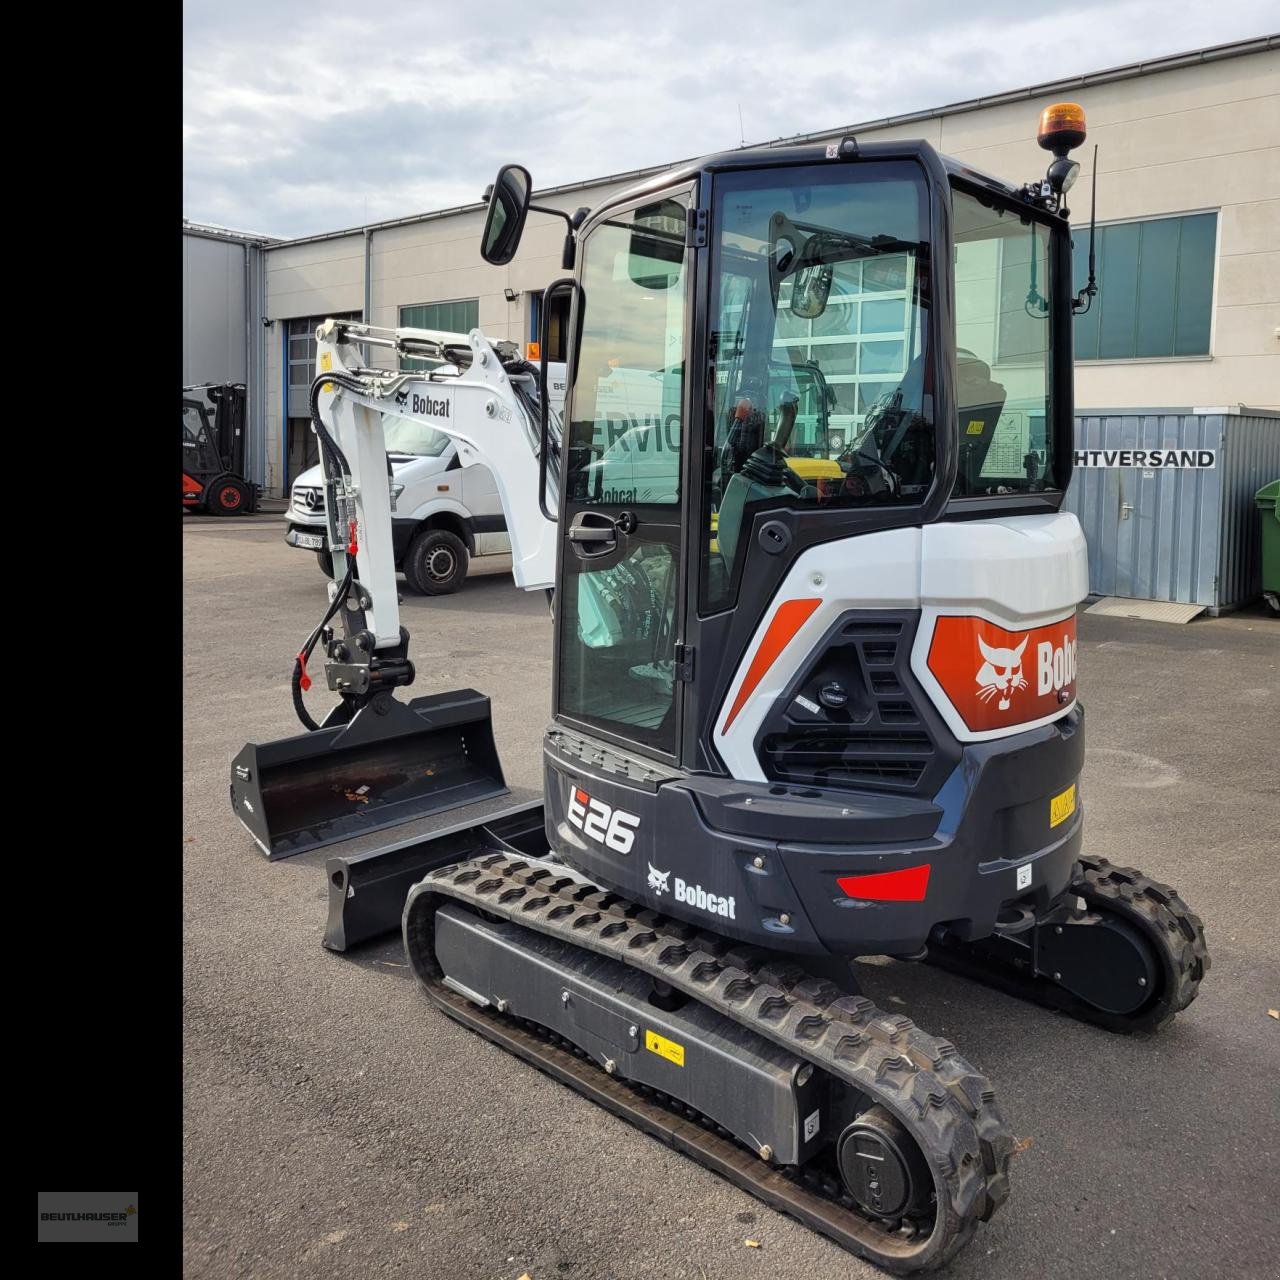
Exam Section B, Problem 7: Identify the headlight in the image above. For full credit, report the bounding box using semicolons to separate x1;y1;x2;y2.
389;482;405;511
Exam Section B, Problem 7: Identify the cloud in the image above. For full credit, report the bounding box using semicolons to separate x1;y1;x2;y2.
183;0;1275;238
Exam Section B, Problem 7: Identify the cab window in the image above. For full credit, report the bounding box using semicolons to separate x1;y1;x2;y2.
951;187;1058;495
703;162;935;613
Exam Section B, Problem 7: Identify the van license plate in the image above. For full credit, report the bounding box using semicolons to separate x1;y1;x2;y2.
295;532;324;550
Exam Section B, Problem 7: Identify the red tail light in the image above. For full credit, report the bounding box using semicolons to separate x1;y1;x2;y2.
837;865;931;902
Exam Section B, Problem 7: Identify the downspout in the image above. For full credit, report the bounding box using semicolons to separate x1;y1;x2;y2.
242;244;252;483
252;244;267;492
243;241;268;492
363;225;372;323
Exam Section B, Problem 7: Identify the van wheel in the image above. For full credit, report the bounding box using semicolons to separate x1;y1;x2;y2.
405;528;468;595
317;550;334;579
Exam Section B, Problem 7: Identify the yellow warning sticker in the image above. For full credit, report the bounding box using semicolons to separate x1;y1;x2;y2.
966;419;985;435
1049;783;1077;828
320;351;333;371
645;1029;685;1067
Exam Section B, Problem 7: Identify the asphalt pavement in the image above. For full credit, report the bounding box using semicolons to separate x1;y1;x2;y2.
183;511;1280;1280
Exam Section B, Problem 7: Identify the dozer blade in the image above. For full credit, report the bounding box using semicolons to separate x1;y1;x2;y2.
230;688;509;860
322;799;546;951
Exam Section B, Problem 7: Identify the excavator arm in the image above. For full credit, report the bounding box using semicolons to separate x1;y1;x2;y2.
228;318;562;859
314;318;560;654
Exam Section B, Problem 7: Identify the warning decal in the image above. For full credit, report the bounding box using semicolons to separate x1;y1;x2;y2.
645;1029;685;1067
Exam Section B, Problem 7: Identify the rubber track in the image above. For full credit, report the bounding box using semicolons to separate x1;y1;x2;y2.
925;855;1209;1034
404;853;1018;1274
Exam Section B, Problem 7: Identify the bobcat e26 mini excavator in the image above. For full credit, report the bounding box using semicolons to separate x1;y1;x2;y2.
230;102;1208;1273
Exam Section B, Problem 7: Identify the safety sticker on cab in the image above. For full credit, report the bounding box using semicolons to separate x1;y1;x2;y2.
1049;783;1077;828
645;1029;685;1067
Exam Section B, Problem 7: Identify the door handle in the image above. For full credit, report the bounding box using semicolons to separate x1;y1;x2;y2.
1120;502;1134;520
568;523;616;546
567;511;622;557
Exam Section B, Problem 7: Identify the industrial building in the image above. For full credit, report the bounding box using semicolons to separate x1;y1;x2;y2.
182;219;277;487
182;35;1278;500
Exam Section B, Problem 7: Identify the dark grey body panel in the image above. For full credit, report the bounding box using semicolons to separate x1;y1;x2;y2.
542;707;1084;958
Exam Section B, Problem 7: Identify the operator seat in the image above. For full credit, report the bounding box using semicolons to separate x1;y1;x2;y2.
954;349;1008;486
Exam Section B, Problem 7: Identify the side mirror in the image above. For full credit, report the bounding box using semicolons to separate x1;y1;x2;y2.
481;164;532;266
769;211;833;319
790;262;834;319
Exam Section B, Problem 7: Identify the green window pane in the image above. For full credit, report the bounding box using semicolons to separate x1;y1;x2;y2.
774;307;809;341
832;383;860;415
1097;223;1140;359
1174;213;1216;355
812;298;857;338
863;254;907;292
1075;213;1215;361
862;298;905;334
812;342;858;375
1134;218;1180;357
858;380;897;412
860;340;904;375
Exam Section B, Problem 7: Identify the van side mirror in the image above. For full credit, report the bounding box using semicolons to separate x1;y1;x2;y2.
481;164;532;265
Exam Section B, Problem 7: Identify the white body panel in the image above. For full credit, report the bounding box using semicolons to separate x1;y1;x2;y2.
714;513;1088;779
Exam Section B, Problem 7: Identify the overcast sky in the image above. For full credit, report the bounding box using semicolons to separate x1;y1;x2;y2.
183;1;1275;239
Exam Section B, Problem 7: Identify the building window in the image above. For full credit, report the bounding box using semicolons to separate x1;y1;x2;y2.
286;313;359;417
282;312;359;487
399;299;479;370
1073;212;1217;360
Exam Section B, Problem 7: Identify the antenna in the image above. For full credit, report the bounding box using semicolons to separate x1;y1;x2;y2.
738;103;746;148
1073;145;1099;314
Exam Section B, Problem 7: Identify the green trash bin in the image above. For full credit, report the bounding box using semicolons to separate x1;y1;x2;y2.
1257;478;1280;615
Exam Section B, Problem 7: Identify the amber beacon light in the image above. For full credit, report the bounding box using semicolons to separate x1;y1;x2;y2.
1037;101;1087;155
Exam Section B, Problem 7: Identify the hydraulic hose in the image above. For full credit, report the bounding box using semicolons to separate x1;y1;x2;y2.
308;374;355;478
291;561;356;731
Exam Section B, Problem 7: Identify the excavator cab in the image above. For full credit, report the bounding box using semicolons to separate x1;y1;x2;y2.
523;138;1077;810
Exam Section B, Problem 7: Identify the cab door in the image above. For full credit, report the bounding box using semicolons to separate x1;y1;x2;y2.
553;184;696;761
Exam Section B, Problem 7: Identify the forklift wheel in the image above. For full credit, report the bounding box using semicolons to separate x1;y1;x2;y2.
404;528;468;596
208;476;248;516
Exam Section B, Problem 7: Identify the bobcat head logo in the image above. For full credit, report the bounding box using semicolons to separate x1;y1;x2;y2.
647;863;671;896
394;389;409;406
976;635;1028;711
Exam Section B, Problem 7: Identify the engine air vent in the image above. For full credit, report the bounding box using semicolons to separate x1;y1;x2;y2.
863;640;898;665
761;728;933;789
751;611;956;799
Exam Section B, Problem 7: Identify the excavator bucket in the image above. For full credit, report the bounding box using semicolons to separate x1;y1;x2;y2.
230;689;508;860
322;799;547;952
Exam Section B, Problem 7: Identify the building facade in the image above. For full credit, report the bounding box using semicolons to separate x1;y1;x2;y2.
247;36;1277;496
182;221;276;488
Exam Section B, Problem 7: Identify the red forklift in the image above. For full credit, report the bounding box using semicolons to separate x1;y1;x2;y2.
182;383;260;515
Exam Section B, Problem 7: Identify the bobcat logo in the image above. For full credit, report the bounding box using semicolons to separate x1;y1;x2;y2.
647;863;671;896
976;635;1029;711
394;389;409;406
